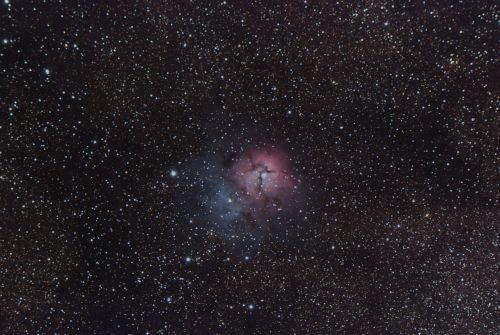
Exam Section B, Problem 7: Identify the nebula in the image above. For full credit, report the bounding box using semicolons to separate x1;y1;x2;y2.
226;145;300;218
195;142;307;249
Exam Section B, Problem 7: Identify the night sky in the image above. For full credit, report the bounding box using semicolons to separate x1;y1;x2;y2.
2;0;500;333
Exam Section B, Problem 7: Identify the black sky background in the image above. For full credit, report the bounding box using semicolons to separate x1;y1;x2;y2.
1;0;500;333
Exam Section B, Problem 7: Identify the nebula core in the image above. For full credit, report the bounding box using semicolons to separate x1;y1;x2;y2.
227;145;300;217
197;143;307;248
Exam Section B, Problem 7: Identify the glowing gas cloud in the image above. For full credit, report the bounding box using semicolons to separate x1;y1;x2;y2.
189;140;308;251
227;145;300;219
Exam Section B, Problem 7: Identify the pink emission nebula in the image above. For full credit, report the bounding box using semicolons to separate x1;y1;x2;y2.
229;146;300;216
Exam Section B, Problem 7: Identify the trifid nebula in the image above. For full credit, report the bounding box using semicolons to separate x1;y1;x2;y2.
1;0;500;334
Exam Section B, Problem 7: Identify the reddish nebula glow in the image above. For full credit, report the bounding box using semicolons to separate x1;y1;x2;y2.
227;145;300;219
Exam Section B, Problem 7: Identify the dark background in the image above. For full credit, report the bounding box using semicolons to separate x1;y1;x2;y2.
1;0;500;333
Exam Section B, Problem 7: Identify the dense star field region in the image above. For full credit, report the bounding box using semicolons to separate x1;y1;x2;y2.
1;0;500;333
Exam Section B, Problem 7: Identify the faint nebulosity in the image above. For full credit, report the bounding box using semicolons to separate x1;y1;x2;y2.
1;0;500;334
187;140;308;252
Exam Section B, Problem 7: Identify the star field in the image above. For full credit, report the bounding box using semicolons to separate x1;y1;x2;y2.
1;0;500;333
